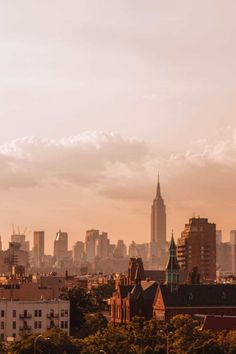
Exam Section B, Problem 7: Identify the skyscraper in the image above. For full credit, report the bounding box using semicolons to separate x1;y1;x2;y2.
149;175;167;264
53;230;68;263
177;217;216;282
33;231;45;267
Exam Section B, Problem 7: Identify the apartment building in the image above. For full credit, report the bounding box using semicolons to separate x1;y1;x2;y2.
0;299;70;341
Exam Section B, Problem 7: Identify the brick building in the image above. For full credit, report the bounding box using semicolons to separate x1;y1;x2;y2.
110;267;158;324
153;284;236;321
177;217;216;282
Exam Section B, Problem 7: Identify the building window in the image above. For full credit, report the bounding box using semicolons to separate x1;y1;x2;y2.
1;322;4;330
34;321;42;329
39;310;42;317
0;333;4;339
64;321;68;329
61;309;65;317
12;310;16;318
1;310;4;317
13;333;16;338
61;321;64;328
12;322;16;330
35;310;38;317
65;309;68;317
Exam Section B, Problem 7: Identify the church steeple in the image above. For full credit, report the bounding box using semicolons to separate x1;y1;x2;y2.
166;231;180;291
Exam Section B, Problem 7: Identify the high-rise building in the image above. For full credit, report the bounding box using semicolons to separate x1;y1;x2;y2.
11;234;30;252
95;232;110;259
0;242;29;274
113;240;127;258
177;217;216;282
33;231;45;267
85;230;99;262
149;175;166;264
72;241;85;265
53;230;68;263
216;230;222;245
230;230;236;273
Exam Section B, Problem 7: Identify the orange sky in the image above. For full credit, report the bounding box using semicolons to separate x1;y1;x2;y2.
0;1;236;252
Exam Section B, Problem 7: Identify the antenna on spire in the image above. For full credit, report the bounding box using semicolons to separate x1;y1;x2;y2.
156;172;161;197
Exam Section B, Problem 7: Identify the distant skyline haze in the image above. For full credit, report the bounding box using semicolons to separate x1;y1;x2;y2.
0;1;236;251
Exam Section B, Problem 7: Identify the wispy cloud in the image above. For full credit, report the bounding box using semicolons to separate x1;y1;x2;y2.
0;132;150;190
1;130;236;206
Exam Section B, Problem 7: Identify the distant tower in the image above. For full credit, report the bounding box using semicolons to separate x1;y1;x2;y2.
54;230;68;262
166;232;180;291
150;174;166;262
33;231;45;267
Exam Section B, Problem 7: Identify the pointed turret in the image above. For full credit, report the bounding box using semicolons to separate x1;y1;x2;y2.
166;231;180;291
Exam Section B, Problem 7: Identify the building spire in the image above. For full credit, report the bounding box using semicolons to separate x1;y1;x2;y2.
156;172;161;197
166;230;180;291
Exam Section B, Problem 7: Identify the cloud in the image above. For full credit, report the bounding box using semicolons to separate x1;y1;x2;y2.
0;132;150;190
1;130;236;207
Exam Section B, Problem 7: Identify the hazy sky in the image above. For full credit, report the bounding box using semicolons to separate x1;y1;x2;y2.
0;1;236;252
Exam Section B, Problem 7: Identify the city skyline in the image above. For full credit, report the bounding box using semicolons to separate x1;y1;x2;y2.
1;1;236;251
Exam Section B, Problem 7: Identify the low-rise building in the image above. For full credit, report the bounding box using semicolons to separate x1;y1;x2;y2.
153;284;236;321
0;299;70;341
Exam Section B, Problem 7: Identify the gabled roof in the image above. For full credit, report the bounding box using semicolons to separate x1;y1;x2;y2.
159;284;236;307
117;281;158;301
142;281;158;301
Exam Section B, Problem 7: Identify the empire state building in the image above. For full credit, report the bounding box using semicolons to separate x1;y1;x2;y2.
149;175;167;264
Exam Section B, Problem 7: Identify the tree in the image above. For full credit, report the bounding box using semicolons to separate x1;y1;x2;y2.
92;283;115;310
9;329;80;354
60;286;98;336
167;314;223;354
77;312;108;338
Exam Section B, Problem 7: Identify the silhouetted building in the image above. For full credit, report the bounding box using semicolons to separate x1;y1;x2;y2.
0;242;29;274
33;231;45;267
11;234;29;252
153;284;236;322
72;241;85;265
230;231;236;273
127;258;145;284
111;267;158;324
166;233;180;292
54;230;68;263
129;241;148;261
95;232;110;259
113;240;127;258
217;242;232;272
85;229;99;262
177;217;216;282
149;175;167;266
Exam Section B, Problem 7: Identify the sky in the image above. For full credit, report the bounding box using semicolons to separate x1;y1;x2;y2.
0;0;236;252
